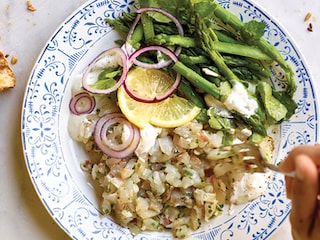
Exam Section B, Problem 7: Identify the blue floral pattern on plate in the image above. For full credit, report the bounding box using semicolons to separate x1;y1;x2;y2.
21;0;319;239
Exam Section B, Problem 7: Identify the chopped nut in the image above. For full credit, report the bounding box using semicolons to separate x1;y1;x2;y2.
10;56;18;65
27;0;36;11
304;12;312;22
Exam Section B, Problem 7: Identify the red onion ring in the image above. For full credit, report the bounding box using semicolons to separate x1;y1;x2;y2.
136;7;184;36
94;113;140;159
124;46;181;103
128;45;179;69
99;114;134;151
124;13;142;56
69;92;96;115
124;7;184;60
82;47;128;95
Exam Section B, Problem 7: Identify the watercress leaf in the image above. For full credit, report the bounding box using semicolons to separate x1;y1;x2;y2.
138;0;193;23
272;90;297;120
193;1;216;19
256;81;288;123
91;78;117;90
240;20;266;45
98;68;121;80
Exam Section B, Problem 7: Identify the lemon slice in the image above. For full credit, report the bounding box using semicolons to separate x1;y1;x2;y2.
149;95;201;128
118;85;155;128
124;67;176;102
117;68;201;129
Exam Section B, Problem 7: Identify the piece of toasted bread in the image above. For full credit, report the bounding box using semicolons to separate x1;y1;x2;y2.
0;51;16;92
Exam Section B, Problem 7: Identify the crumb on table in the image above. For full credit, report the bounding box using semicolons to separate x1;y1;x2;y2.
10;56;18;65
304;12;312;22
0;51;16;92
27;0;36;12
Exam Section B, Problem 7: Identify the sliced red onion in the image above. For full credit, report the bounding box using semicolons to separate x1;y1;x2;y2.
124;46;181;103
94;113;140;159
82;47;128;95
128;45;179;69
99;115;133;152
69;92;96;115
136;7;184;37
124;13;142;56
124;7;184;59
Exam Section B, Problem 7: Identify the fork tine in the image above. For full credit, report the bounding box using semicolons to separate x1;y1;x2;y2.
242;155;257;161
231;142;268;168
211;142;296;176
206;142;296;176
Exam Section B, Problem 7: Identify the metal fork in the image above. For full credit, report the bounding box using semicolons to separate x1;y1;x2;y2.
222;142;296;177
231;142;320;234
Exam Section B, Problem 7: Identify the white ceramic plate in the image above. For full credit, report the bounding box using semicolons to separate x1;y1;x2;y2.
21;0;319;239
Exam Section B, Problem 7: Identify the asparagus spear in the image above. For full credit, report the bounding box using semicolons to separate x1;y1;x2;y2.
202;1;296;96
196;16;239;81
141;12;155;40
177;78;206;108
214;30;240;44
179;51;270;81
231;67;260;82
177;79;208;122
173;61;220;99
172;61;268;136
179;54;209;65
148;34;272;60
105;12;137;32
223;55;271;79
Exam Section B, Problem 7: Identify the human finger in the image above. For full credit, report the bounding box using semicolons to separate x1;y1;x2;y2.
289;154;319;237
284;175;293;199
279;144;320;173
